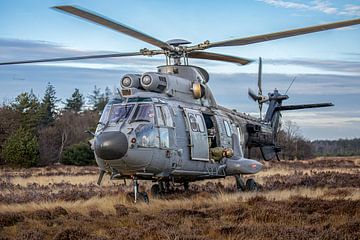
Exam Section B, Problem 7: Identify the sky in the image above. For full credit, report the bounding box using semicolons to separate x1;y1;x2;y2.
0;0;359;140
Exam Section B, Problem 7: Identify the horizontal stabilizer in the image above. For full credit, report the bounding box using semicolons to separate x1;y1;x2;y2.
275;103;334;111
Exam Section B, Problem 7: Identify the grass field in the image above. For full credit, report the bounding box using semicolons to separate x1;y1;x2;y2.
1;157;360;239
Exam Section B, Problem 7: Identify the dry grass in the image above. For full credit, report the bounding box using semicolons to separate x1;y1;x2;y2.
1;156;360;239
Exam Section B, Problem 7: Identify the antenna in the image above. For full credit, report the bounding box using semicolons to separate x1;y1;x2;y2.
285;76;296;95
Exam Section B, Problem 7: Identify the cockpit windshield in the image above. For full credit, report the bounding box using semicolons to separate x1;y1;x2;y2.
108;104;134;124
130;104;155;123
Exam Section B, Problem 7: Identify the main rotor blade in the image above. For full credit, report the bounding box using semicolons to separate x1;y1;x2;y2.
0;52;142;65
188;51;252;65
207;18;360;48
275;103;334;111
54;5;170;50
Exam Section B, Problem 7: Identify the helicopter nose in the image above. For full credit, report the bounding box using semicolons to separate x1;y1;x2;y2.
94;132;128;160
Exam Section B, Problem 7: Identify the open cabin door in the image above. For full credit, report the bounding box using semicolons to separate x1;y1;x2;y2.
183;108;209;161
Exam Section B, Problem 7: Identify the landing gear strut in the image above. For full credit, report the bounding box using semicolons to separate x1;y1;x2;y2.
132;177;149;203
235;174;245;191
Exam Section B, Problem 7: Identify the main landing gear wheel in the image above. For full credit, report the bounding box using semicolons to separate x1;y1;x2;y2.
151;184;161;197
184;181;189;191
245;178;258;192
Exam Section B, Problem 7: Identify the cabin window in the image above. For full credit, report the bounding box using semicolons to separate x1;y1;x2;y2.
131;104;155;124
224;120;232;137
195;114;205;133
189;113;199;132
108;104;134;124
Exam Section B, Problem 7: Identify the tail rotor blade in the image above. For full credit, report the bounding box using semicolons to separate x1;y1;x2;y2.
258;57;262;96
248;88;260;101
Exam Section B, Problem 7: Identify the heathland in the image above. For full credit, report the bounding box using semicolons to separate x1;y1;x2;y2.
1;157;359;239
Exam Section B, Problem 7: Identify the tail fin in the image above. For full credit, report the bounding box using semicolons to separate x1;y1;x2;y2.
264;90;333;138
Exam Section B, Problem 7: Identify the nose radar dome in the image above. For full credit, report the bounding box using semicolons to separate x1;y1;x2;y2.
95;132;128;160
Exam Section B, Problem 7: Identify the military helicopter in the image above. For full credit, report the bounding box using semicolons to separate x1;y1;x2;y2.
1;6;360;202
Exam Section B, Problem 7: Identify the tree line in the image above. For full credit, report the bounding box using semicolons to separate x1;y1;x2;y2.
1;83;358;167
312;138;360;157
275;121;359;160
0;83;112;167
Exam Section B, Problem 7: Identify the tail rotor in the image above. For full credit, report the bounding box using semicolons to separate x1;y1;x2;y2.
248;57;268;119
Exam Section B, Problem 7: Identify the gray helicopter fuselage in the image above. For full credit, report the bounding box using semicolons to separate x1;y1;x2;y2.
93;65;265;183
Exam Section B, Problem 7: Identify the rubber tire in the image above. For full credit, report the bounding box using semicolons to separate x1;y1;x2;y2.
125;192;149;203
184;182;189;191
246;179;258;192
151;184;161;197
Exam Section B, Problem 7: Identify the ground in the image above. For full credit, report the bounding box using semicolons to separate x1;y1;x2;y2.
1;157;360;239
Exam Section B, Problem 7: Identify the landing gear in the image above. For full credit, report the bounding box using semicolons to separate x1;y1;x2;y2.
132;177;149;203
245;178;258;192
151;184;161;197
235;175;245;191
184;181;189;191
235;175;258;192
151;180;182;197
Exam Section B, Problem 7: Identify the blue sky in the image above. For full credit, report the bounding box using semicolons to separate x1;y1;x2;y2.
0;0;359;140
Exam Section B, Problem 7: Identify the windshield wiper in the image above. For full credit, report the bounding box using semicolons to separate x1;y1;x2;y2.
129;119;151;123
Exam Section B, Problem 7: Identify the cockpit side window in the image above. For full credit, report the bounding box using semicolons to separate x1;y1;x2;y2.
108;104;134;124
131;104;155;123
223;120;232;137
155;106;165;126
162;106;174;127
155;105;174;127
155;105;174;149
99;105;111;124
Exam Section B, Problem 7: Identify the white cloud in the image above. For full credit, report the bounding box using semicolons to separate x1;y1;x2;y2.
311;0;337;14
340;4;360;17
282;111;360;127
258;0;308;9
258;0;338;14
259;0;360;16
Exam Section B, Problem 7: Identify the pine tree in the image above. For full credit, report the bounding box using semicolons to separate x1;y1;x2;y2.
1;127;39;168
64;88;84;113
11;90;41;130
97;86;112;112
88;85;112;111
40;83;59;127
